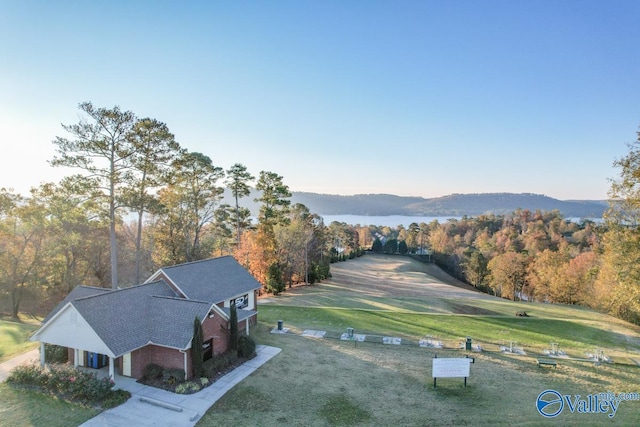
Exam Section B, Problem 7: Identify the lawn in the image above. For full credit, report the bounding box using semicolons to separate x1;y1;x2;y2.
199;254;640;426
0;382;98;427
0;316;39;363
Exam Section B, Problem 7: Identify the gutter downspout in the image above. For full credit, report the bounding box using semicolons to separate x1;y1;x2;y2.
180;349;188;380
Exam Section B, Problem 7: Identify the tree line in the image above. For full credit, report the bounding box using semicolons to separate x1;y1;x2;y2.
0;102;362;319
362;127;640;326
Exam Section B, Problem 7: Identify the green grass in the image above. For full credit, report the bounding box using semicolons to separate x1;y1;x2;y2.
199;255;640;426
258;306;637;355
0;383;98;427
0;317;39;363
200;324;640;426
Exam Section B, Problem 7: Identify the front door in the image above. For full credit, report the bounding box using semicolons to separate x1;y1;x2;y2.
122;352;132;377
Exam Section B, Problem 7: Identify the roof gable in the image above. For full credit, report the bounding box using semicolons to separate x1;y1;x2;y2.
42;286;111;324
71;281;176;356
31;304;114;357
153;256;261;303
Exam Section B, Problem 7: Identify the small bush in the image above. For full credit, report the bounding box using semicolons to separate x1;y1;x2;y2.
45;344;68;364
6;364;47;386
238;335;256;359
142;363;164;380
202;352;239;378
175;381;201;394
162;368;185;384
7;363;127;408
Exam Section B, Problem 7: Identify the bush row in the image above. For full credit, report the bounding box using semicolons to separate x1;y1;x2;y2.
7;363;130;408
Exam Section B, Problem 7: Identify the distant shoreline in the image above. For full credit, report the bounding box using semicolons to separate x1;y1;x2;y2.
319;214;603;228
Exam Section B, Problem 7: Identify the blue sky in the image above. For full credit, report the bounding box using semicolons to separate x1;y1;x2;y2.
1;1;639;200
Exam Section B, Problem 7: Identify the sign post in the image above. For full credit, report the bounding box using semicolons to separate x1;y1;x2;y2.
432;356;472;388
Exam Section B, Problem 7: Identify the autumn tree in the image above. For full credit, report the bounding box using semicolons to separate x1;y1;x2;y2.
597;126;640;323
51;102;136;288
31;180;105;293
461;249;488;289
487;251;528;301
0;189;47;318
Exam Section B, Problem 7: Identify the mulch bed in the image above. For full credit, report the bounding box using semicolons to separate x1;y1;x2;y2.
137;356;250;394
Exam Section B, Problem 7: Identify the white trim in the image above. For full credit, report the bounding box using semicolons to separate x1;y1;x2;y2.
145;270;188;298
32;305;115;358
108;357;114;379
30;301;74;341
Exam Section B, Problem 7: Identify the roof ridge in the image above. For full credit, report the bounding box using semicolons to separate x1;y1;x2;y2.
72;280;169;302
151;295;213;305
162;255;232;270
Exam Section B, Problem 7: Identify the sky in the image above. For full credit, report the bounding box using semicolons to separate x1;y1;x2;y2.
1;1;640;201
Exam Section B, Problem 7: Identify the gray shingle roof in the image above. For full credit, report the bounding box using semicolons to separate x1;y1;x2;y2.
149;296;212;350
159;256;261;302
43;286;111;324
72;281;177;356
220;307;257;322
36;256;260;357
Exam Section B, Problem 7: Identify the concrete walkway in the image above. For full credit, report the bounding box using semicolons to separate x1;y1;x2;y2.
0;345;281;426
0;348;40;382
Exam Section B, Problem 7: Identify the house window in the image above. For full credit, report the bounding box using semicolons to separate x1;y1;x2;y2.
203;339;213;362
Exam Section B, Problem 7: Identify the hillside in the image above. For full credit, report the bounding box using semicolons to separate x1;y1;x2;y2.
287;192;607;218
222;191;607;218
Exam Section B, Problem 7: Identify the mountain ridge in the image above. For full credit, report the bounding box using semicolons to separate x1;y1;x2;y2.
286;192;607;218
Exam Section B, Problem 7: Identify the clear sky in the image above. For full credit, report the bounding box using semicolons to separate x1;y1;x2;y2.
1;1;639;200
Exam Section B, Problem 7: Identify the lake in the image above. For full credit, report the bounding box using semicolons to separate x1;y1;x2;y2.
319;215;460;227
319;214;602;227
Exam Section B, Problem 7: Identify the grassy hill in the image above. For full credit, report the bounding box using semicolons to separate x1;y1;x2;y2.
201;255;640;426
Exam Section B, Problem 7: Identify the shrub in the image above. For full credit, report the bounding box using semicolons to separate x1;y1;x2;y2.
142;363;164;380
202;352;239;378
175;381;201;394
45;344;68;364
238;335;256;359
6;364;47;386
7;362;125;407
162;368;185;384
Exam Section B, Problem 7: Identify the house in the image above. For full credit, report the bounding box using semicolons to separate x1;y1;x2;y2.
30;256;261;381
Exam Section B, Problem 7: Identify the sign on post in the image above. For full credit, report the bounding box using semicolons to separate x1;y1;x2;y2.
432;357;472;388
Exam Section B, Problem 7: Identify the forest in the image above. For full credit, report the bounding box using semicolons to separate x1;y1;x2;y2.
1;102;640;327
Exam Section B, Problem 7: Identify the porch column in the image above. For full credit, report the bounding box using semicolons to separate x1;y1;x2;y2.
108;356;114;380
246;318;250;334
73;349;79;367
40;342;45;368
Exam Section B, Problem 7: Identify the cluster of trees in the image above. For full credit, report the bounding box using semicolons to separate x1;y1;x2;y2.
0;102;358;318
366;129;640;326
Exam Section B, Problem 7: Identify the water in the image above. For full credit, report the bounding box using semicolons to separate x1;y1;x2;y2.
319;215;460;227
319;214;602;228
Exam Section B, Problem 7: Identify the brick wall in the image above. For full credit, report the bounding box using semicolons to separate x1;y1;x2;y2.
130;345;187;380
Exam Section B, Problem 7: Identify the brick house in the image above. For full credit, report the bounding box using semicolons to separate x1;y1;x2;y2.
30;256;261;381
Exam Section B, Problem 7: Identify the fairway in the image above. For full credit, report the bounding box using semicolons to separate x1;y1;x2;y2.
200;254;640;426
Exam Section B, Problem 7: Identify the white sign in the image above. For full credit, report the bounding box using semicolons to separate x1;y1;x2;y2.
432;358;471;378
